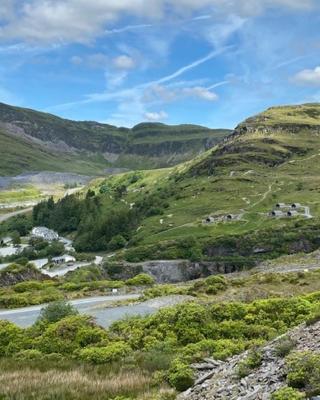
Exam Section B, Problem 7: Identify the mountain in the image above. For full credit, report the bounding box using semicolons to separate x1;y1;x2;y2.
31;103;320;267
0;102;230;176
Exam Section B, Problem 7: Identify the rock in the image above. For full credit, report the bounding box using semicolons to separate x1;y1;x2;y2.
178;320;320;400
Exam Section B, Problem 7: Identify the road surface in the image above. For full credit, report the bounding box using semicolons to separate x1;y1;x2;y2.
0;294;189;328
0;207;33;223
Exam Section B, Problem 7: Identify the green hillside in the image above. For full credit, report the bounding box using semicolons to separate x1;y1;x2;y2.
28;103;320;264
0;129;108;176
0;102;229;175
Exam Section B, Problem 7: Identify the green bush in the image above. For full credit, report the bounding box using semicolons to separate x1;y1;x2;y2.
274;337;296;358
37;300;79;324
108;234;127;251
78;342;131;364
237;348;263;378
286;351;320;394
168;359;194;391
271;387;305;400
0;320;25;356
13;280;54;293
126;273;155;286
35;315;107;355
16;349;44;360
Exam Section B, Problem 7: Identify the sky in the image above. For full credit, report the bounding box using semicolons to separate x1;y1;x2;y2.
0;0;319;129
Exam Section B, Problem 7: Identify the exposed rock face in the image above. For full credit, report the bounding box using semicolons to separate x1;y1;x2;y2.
178;321;320;400
106;260;244;283
0;267;50;287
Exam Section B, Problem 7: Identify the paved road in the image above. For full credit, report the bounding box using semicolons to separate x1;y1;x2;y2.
0;294;189;328
0;207;32;223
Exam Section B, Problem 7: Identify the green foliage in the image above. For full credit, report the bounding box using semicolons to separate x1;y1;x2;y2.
237;348;263;378
37;300;79;324
190;275;228;295
168;359;194;391
285;351;320;395
274;337;296;358
271;387;305;400
0;320;24;356
78;342;131;364
108;234;127;251
35;315;107;355
126;273;155;286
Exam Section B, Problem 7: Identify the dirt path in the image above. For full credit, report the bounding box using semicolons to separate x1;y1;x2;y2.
250;183;274;208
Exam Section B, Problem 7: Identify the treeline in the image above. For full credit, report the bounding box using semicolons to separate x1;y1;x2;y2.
32;193;140;252
32;180;177;253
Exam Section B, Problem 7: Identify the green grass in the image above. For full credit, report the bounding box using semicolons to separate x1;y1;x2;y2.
0;130;109;176
83;104;320;256
0;186;42;204
0;102;230;175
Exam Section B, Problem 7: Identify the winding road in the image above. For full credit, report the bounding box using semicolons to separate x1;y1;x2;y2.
0;207;32;223
0;294;190;328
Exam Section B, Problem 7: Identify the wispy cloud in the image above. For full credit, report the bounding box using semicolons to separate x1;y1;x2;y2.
47;46;232;111
105;24;153;35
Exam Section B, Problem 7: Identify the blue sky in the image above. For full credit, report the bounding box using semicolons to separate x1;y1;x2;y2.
0;0;319;129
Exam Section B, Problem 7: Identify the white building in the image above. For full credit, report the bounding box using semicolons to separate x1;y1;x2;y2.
32;227;59;241
51;255;76;265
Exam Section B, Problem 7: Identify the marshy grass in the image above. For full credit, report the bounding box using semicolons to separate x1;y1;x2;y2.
0;366;153;400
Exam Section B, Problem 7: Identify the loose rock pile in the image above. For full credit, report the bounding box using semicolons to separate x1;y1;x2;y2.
178;321;320;400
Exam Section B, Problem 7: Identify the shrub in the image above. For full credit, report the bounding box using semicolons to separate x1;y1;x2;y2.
16;349;44;360
36;315;106;355
13;280;52;293
274;337;296;358
237;348;263;378
168;359;194;391
78;342;131;364
108;234;127;251
286;351;320;394
126;273;155;286
0;320;24;356
271;387;305;400
37;300;79;324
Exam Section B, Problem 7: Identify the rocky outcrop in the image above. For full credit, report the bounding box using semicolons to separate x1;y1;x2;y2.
106;260;246;283
0;265;50;286
178;321;320;400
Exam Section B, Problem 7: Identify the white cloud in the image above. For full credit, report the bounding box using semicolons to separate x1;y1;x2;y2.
293;66;320;86
105;24;152;35
0;0;14;21
182;86;218;101
144;110;168;121
143;83;220;103
112;55;135;70
0;0;316;44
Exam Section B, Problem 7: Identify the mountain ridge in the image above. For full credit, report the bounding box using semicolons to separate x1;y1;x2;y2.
0;102;230;175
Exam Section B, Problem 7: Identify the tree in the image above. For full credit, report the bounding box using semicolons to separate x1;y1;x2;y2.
37;300;78;324
108;234;127;251
11;231;21;246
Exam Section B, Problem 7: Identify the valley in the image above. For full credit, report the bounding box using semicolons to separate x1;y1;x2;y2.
1;103;320;400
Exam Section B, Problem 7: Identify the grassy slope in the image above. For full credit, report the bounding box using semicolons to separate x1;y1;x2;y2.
0;129;109;176
89;103;320;250
0;103;230;175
